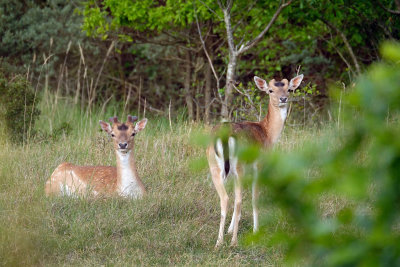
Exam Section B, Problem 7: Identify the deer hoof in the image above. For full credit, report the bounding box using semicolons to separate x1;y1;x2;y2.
230;240;238;247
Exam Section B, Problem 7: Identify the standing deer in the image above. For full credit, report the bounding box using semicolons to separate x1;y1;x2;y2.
207;74;304;247
45;115;147;198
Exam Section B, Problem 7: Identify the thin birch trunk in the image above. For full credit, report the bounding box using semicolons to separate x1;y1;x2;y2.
205;59;212;124
184;50;194;121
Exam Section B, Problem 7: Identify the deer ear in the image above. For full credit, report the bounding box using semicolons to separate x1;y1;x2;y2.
254;76;269;92
99;120;112;134
289;74;304;91
134;118;148;133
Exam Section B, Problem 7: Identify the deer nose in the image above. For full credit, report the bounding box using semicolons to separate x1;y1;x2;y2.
119;142;128;149
280;97;287;103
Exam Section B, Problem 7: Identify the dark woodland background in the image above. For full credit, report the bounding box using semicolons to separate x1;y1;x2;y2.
2;0;399;123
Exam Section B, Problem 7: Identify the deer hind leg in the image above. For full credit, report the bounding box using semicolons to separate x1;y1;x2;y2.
227;192;239;235
228;137;240;234
213;172;228;248
46;164;86;197
208;140;229;247
45;176;61;196
227;168;242;235
45;163;68;196
252;162;259;232
230;171;242;247
226;137;242;247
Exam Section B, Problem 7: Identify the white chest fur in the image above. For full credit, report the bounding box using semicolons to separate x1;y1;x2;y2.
269;104;288;145
117;151;142;198
279;105;288;121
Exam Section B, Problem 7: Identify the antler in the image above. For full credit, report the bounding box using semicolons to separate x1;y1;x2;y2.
127;115;138;123
109;116;119;124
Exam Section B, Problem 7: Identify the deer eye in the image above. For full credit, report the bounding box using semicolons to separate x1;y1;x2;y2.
111;133;115;137
269;90;273;93
131;132;136;137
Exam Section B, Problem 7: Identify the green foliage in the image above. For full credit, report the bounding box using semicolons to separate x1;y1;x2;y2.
82;0;215;38
0;0;97;76
231;82;265;121
248;42;400;265
1;0;399;121
0;72;40;143
36;121;73;142
52;122;72;139
246;0;400;86
80;0;399;118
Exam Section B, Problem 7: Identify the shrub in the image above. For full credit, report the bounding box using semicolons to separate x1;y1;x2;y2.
245;41;400;265
0;72;40;143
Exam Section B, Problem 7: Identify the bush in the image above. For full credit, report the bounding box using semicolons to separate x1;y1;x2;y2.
245;41;400;266
0;72;40;143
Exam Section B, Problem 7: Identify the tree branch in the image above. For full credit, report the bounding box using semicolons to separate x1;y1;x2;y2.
198;0;223;21
217;0;224;10
325;32;355;77
232;0;258;34
377;0;400;15
320;18;361;75
222;0;237;55
237;0;292;55
194;3;221;94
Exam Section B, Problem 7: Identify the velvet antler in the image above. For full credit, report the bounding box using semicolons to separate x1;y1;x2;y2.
127;115;138;123
109;116;119;124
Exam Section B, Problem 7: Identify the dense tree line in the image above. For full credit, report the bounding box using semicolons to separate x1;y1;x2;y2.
1;0;399;121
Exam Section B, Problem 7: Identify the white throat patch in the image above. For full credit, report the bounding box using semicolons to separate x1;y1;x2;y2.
279;105;288;121
117;151;141;198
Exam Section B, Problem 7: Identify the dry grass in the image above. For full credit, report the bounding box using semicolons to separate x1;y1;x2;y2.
0;95;341;266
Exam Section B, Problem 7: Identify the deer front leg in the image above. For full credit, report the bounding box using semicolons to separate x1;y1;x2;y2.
252;163;259;232
252;179;259;232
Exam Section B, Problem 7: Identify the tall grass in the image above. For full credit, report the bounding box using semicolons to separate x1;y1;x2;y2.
0;92;338;266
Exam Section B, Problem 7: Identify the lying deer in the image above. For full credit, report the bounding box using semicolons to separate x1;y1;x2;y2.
207;74;304;247
45;115;147;198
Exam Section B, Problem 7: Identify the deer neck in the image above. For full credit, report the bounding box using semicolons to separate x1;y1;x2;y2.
260;101;288;146
115;150;145;198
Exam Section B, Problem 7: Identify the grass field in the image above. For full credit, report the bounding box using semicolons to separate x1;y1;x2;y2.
0;95;332;266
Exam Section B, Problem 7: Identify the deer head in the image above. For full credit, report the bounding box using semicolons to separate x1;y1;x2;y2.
254;74;304;107
99;115;148;154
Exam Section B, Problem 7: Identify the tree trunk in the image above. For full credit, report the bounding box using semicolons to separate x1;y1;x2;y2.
221;54;237;119
117;53;126;100
217;0;290;120
184;50;194;121
196;83;201;122
205;59;212;124
192;61;201;122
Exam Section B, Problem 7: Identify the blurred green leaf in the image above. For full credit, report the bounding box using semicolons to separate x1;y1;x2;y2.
250;41;400;266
